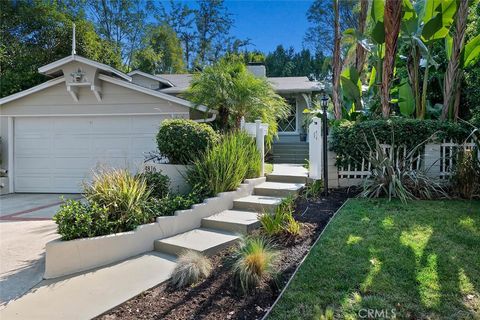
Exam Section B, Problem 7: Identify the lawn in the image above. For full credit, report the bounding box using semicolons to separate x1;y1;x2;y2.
268;199;480;320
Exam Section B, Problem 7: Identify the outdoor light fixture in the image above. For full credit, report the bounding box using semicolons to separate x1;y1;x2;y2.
320;92;329;196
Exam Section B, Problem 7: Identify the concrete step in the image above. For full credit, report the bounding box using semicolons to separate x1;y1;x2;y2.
267;163;308;183
201;210;260;234
254;181;304;197
267;173;307;183
154;228;239;257
272;156;307;165
233;195;283;212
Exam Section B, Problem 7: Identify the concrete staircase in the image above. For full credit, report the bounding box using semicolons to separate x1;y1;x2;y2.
153;164;308;257
272;142;309;164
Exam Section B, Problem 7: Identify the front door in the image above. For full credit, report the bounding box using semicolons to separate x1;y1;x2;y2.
278;97;297;134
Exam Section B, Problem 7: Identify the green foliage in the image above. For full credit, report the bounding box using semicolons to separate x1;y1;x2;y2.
360;134;447;203
156;119;220;164
259;196;301;237
0;1;122;98
137;171;170;198
304;180;324;199
330;118;470;167
144;192;204;217
186;131;261;196
232;236;278;294
184;57;289;144
53;199;113;241
451;149;480;199
170;251;212;289
83;169;151;232
132;24;185;74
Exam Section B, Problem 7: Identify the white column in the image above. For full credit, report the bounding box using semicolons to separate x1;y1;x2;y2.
308;117;322;179
255;120;265;176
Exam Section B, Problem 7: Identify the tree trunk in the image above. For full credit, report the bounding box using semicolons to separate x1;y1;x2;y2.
332;0;342;119
442;0;469;120
381;0;402;119
408;45;421;118
355;0;368;76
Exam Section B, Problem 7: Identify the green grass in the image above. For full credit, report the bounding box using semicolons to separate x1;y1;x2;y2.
269;199;480;320
265;162;273;175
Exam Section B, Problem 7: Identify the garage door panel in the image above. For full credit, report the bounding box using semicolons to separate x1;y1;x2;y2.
14;115;165;193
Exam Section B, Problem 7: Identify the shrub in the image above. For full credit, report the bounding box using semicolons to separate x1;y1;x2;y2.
53;199;112;241
232;236;278;294
156;119;219;164
303;179;323;199
144;191;205;216
330;118;470;167
170;251;212;289
137;171;170;198
451;149;480;199
187;131;261;196
83;169;151;232
259;196;301;237
360;135;447;203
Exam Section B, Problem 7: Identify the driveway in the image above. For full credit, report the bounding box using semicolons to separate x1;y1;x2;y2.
0;193;80;306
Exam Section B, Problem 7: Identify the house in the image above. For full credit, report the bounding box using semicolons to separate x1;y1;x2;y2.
0;55;318;194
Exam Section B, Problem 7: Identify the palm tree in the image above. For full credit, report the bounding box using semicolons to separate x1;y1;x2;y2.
381;0;402;118
355;0;369;77
184;57;289;144
332;0;342;119
442;0;469;120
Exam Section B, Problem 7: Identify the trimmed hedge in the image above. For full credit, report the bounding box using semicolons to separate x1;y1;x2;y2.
157;119;220;164
330;118;470;167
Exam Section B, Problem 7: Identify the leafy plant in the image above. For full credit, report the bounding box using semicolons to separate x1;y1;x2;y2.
186;131;261;196
259;196;301;237
170;250;212;289
232;236;278;294
144;191;205;216
83;169;151;232
360;133;447;203
137;171;170;198
156;119;220;164
303;179;323;199
53;199;112;241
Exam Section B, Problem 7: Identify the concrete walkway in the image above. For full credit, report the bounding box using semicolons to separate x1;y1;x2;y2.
0;252;176;319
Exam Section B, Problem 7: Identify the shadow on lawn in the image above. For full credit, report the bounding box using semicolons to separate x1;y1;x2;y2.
336;200;480;319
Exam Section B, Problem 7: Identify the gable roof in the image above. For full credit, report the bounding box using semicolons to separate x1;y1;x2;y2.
38;55;132;82
0;77;66;105
156;73;320;94
127;70;175;87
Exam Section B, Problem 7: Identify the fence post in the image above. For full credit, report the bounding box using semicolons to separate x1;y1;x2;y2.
327;148;340;188
308;117;322;180
255;120;265;176
424;143;441;178
240;116;245;130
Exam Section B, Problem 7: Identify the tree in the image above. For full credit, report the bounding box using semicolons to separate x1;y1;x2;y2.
184;58;289;143
194;0;233;67
85;0;148;67
442;0;469;120
332;0;342;119
154;0;197;68
0;1;121;98
381;0;402;118
132;24;185;74
355;0;369;76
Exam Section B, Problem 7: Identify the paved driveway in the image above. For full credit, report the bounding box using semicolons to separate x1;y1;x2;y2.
0;194;80;306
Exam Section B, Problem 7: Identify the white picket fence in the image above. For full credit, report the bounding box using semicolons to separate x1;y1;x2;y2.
308;117;478;188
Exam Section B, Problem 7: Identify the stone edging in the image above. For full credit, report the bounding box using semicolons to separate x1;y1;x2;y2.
44;177;266;279
261;198;351;320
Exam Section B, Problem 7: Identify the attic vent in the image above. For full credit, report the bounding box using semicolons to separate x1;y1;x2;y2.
70;68;85;82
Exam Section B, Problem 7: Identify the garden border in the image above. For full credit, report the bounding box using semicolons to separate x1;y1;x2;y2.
44;177;266;279
261;198;351;320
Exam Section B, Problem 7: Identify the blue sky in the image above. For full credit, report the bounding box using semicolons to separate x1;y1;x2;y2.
161;0;314;54
225;0;314;53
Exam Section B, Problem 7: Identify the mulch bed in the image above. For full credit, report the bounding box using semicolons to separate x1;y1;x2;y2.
97;188;358;320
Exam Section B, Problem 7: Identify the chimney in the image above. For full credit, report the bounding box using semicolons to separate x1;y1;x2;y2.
247;62;266;78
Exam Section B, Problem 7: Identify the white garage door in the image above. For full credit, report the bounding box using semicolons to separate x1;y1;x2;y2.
14;115;165;193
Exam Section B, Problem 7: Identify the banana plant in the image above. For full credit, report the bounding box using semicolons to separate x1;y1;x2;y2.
401;0;457;119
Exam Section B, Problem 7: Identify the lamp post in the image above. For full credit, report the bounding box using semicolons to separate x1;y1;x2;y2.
321;92;329;196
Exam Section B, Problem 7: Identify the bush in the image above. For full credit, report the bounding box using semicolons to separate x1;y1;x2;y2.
330;118;470;167
156;119;219;164
451;149;480;199
170;251;212;289
53;199;112;241
232;236;278;294
187;131;261;196
137;171;170;198
259;196;301;237
144;191;205;216
83;169;151;232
